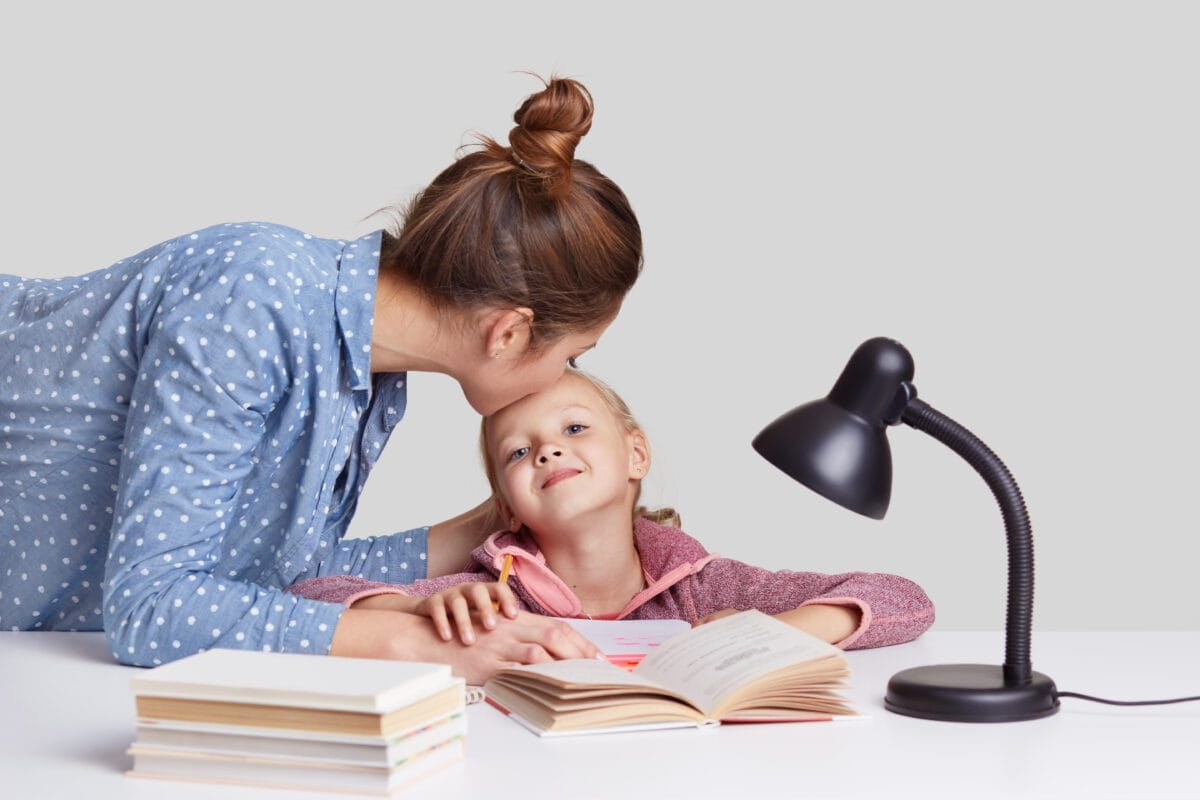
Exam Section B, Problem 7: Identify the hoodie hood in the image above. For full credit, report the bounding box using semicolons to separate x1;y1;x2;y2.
469;517;720;619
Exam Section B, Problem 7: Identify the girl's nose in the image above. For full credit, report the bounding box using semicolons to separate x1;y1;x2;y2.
536;447;563;464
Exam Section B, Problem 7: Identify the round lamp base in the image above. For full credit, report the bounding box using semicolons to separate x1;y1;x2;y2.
885;663;1059;722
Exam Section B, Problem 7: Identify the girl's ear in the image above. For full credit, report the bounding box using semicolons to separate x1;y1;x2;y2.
494;495;522;533
628;430;651;480
483;308;535;360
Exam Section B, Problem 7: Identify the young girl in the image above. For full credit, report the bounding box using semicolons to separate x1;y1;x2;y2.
289;370;935;662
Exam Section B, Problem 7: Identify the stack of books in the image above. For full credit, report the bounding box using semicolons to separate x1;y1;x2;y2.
126;649;466;795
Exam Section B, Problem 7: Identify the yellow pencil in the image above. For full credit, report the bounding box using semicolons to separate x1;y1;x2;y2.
493;554;514;612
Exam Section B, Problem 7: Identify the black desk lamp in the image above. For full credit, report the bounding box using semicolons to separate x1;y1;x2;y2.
752;337;1059;722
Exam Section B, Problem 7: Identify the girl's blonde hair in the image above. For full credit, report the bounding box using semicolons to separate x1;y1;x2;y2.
479;369;681;529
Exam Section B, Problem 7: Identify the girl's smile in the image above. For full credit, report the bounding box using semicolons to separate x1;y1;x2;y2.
542;468;583;490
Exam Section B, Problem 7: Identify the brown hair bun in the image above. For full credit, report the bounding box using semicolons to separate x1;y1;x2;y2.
508;77;594;189
382;75;641;348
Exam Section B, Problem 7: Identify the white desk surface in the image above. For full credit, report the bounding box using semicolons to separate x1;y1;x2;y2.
2;631;1197;800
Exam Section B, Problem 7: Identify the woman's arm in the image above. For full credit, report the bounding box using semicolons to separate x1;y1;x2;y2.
101;261;344;666
424;499;504;578
311;500;499;586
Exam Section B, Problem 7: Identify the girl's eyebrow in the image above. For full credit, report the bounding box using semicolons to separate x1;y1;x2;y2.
559;404;593;414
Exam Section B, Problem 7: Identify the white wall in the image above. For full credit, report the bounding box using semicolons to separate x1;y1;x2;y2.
4;1;1197;631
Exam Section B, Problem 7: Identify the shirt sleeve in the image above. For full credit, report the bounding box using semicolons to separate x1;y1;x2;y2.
688;559;936;649
308;527;430;583
102;261;344;667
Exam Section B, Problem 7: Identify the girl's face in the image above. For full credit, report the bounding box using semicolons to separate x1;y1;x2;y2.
485;373;647;534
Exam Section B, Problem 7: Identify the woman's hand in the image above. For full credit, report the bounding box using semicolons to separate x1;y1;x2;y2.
413;582;519;644
330;608;601;684
425;498;506;578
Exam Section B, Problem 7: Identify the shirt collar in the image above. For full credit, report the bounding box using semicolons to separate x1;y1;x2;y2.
333;230;384;392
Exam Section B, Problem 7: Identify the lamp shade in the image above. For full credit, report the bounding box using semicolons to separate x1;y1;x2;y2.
751;338;916;520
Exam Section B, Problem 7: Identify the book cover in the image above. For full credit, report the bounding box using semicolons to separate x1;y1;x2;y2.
129;648;457;714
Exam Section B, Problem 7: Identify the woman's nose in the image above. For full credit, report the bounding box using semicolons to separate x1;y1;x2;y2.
536;447;563;464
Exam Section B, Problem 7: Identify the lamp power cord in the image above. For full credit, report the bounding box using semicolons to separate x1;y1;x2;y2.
1054;691;1200;707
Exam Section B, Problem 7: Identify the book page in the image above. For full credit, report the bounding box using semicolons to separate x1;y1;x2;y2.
493;657;678;695
556;618;691;666
633;610;843;716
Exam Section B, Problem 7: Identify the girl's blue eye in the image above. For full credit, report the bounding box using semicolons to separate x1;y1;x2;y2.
565;424;587;435
507;447;529;463
567;357;578;369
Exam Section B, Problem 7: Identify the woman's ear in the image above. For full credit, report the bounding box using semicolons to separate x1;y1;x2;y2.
483;308;535;360
628;431;651;480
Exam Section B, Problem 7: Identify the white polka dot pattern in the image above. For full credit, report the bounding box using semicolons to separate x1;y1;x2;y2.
0;222;428;665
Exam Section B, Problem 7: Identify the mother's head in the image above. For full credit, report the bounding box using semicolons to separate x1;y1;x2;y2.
379;76;642;414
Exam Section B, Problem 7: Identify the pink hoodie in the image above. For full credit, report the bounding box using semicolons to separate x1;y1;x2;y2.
289;518;935;650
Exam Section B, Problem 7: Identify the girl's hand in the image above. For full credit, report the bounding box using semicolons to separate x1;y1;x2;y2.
415;582;520;644
694;608;739;626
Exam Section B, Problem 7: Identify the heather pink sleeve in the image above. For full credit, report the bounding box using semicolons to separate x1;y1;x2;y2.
689;559;935;650
288;572;493;608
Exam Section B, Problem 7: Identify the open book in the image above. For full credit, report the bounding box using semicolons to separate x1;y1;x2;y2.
484;610;854;736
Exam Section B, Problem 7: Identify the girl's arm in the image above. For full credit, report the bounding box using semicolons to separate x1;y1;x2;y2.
689;561;935;649
287;572;496;607
774;604;863;643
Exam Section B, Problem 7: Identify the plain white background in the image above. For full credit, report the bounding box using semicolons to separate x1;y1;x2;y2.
3;2;1196;632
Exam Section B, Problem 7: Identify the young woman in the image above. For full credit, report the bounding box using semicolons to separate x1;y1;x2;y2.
291;370;935;682
0;77;638;678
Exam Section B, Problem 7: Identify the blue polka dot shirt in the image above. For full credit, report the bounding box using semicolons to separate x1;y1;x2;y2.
0;222;428;665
